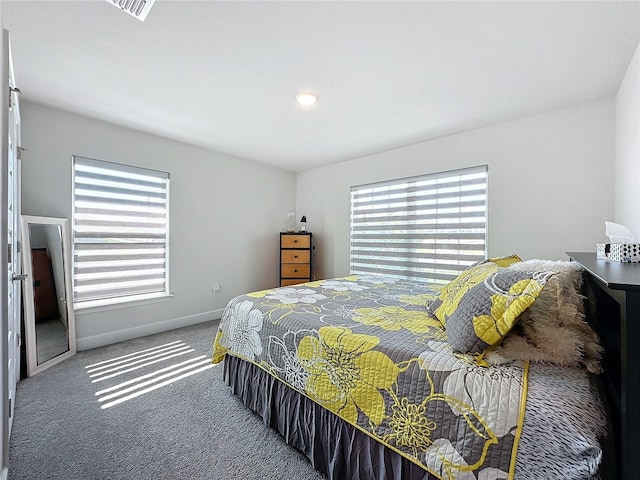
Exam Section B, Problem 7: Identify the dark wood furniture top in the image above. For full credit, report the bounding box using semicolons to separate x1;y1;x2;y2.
567;252;640;480
568;252;640;290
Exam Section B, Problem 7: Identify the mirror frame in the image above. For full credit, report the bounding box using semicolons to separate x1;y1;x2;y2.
21;215;76;376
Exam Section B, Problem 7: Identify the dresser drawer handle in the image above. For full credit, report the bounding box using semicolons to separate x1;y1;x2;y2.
294;269;298;273
294;240;298;243
294;255;298;258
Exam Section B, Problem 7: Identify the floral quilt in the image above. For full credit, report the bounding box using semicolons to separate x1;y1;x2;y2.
212;275;528;480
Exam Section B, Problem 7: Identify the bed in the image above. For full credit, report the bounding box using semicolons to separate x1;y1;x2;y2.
212;257;615;480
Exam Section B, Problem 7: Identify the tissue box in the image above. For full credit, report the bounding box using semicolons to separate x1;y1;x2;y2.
596;243;640;262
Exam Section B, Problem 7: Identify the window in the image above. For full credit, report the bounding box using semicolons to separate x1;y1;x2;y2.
350;165;488;283
72;156;170;308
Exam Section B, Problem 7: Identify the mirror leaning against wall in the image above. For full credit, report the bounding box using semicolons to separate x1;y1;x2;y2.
20;215;76;377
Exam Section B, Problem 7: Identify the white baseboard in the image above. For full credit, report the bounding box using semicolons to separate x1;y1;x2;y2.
76;309;224;351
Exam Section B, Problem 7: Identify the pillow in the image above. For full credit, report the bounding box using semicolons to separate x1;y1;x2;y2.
485;254;522;267
429;254;522;326
444;268;554;354
484;260;603;373
429;261;501;326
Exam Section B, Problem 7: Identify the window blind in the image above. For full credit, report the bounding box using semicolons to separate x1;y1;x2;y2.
72;156;170;307
350;165;488;283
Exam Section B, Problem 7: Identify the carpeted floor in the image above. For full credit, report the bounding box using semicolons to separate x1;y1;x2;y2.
8;320;327;480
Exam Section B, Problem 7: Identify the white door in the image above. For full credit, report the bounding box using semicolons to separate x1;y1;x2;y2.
6;31;21;430
1;29;21;477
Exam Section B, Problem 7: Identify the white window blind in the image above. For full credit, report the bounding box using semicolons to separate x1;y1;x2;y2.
350;165;488;283
72;156;170;307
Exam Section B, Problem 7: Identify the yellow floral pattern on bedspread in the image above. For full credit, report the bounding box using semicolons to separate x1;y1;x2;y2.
212;276;527;480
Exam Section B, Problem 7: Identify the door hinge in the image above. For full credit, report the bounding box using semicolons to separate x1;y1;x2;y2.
17;146;27;160
8;86;20;109
8;398;11;414
17;333;21;347
17;240;22;253
7;244;11;264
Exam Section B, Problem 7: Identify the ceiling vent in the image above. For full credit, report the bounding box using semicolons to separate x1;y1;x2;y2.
105;0;156;22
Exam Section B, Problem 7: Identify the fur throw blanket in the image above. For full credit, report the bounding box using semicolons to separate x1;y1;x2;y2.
484;259;603;374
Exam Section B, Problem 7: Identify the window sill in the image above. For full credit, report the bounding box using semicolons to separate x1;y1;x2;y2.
74;292;174;314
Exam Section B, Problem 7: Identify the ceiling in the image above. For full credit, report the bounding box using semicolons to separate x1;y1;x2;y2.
2;1;639;173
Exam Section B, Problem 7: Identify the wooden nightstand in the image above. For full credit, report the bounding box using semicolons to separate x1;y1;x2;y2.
280;232;313;286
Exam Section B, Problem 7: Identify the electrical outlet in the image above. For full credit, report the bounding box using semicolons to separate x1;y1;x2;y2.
212;282;221;293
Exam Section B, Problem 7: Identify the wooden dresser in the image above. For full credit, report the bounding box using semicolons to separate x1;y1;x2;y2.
280;232;313;286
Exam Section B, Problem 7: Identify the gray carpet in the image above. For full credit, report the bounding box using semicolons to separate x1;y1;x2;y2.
9;320;327;480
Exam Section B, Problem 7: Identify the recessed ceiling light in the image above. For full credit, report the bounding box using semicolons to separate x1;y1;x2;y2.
296;92;318;107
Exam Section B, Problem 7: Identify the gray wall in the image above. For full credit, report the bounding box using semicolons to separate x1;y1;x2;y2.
22;93;626;348
296;98;616;279
21;102;296;349
615;41;640;238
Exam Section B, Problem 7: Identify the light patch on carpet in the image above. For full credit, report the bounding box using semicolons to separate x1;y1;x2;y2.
94;356;208;395
86;340;217;409
99;364;214;409
85;340;184;369
89;346;196;382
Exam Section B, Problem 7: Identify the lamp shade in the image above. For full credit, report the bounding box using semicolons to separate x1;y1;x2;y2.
300;215;307;222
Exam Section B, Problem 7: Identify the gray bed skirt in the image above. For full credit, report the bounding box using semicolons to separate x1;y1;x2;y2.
224;354;435;480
